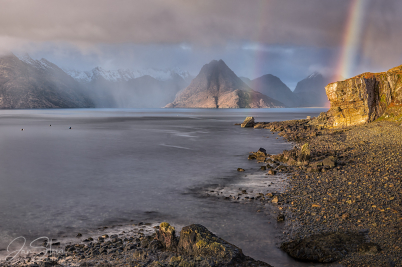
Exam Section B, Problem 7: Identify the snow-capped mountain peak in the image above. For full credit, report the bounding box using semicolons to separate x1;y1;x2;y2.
63;66;192;83
307;71;321;79
16;53;57;71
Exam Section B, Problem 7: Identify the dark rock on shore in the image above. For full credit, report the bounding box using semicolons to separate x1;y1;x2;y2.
8;223;273;267
237;117;402;266
281;231;380;263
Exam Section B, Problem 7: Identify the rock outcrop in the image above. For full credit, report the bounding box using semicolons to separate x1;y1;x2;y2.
156;223;273;266
166;60;285;108
281;232;380;263
325;65;402;127
240;116;255;127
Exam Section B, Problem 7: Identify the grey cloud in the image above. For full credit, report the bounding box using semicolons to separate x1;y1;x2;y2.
2;0;402;87
0;0;367;46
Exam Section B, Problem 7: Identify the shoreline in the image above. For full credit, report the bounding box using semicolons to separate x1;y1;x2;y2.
5;114;401;266
0;221;274;267
236;117;402;266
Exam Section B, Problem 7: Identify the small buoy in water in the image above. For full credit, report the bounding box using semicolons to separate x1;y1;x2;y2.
69;127;72;129
21;129;24;131
50;125;51;126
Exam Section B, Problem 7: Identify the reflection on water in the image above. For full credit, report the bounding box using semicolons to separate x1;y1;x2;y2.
0;108;329;266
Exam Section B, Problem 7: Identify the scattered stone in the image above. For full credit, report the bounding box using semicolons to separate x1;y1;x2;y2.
267;169;276;175
277;214;285;222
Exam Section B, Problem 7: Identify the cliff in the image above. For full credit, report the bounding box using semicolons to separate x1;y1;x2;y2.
325;65;402;127
166;60;285;108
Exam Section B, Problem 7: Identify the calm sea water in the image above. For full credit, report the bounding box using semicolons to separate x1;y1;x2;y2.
0;108;328;266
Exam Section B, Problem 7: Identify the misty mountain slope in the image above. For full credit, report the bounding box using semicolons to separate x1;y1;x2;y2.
249;74;298;107
118;75;189;108
0;54;93;109
66;66;191;108
293;72;330;107
239;77;252;86
64;66;193;83
166;59;285;108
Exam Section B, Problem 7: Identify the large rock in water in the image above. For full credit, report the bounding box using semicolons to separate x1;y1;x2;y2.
165;59;285;108
325;65;402;127
241;116;255;127
156;223;273;266
178;224;243;264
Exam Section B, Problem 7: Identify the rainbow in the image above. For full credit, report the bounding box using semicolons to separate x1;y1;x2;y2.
333;0;368;82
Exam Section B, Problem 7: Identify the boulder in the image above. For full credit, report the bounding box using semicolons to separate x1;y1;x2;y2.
241;117;255;128
248;154;257;160
177;224;244;265
322;156;337;168
154;223;273;266
155;222;178;250
298;143;310;162
277;214;285;222
281;232;380;263
268;169;276;175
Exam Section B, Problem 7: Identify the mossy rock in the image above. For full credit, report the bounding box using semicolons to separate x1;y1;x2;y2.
156;222;178;250
177;224;243;265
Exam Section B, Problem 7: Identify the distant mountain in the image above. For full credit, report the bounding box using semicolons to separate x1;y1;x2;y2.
166;60;284;108
249;74;298;107
0;53;93;109
293;72;330;107
64;66;193;84
63;66;192;108
239;77;252;86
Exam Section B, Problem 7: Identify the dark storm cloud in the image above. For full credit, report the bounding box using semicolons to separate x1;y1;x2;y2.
2;0;402;87
0;0;359;46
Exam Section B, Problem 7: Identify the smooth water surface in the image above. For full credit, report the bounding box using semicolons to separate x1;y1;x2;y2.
0;108;328;266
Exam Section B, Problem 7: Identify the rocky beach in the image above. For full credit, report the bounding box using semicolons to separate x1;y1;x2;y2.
246;116;402;266
1;222;272;267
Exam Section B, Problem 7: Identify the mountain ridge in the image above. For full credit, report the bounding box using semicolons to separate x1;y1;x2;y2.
249;74;298;107
166;60;285;108
0;53;93;109
294;72;330;107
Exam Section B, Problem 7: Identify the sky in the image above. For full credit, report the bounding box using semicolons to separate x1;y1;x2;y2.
1;0;402;89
